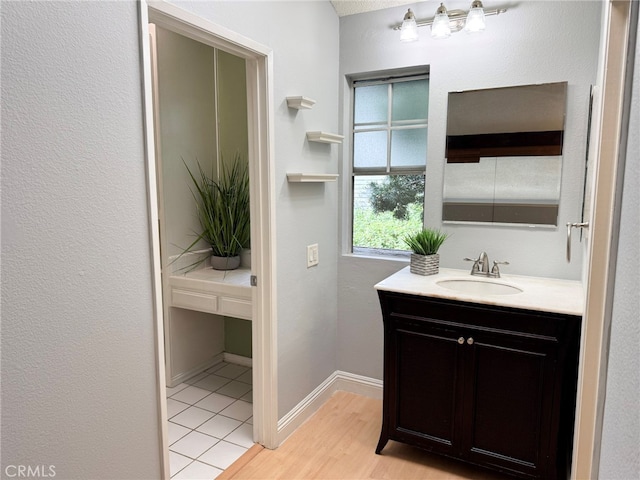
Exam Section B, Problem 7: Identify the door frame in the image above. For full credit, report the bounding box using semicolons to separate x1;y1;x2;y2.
138;1;278;477
572;1;636;478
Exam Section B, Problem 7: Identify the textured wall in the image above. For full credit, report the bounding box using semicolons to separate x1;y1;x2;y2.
1;1;162;478
598;18;640;479
337;1;601;380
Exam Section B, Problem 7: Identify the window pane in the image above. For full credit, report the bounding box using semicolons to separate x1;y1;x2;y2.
354;84;388;125
354;131;387;169
392;80;429;123
353;174;425;250
391;128;427;168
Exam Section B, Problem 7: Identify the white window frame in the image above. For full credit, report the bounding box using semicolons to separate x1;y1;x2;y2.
348;70;429;258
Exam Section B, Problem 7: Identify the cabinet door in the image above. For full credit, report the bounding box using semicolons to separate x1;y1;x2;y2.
461;331;558;478
389;320;465;456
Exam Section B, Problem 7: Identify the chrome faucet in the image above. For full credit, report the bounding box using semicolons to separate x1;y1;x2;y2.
464;252;509;278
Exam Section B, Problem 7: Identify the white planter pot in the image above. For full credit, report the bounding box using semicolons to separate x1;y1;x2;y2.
410;253;440;276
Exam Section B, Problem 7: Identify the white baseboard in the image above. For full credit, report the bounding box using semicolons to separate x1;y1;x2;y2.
168;353;252;387
169;352;224;387
334;370;383;399
276;370;383;446
223;352;252;367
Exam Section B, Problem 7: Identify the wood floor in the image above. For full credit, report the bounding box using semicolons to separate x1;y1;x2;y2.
218;391;512;480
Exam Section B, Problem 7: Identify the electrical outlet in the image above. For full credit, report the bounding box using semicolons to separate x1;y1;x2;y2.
307;243;319;268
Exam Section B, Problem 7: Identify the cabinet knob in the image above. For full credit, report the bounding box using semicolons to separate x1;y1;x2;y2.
458;337;465;345
467;337;474;345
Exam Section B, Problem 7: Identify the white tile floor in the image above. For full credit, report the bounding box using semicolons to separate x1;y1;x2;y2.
166;362;254;479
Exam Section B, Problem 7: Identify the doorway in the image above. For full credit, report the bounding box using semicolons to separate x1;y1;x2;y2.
138;2;278;478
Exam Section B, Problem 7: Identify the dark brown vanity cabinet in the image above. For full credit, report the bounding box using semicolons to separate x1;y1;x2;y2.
375;291;581;479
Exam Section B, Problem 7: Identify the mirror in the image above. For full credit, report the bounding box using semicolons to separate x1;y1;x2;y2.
442;82;568;225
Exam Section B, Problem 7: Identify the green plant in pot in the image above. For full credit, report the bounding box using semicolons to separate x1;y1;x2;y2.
184;154;250;271
404;228;449;276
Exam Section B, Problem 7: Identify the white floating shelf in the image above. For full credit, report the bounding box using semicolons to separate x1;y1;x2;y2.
286;96;316;110
287;173;339;183
306;131;344;144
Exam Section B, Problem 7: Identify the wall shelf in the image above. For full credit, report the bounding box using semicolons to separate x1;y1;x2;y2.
286;96;316;110
287;173;339;183
306;131;344;144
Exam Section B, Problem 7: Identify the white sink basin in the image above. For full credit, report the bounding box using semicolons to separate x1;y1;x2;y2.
436;279;523;295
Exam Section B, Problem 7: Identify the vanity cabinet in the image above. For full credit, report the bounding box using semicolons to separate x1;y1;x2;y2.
169;269;252;321
163;267;253;387
375;291;581;479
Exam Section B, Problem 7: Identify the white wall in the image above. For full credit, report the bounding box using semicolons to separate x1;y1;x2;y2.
163;0;341;418
1;2;162;478
156;26;217;258
337;1;601;380
598;18;640;479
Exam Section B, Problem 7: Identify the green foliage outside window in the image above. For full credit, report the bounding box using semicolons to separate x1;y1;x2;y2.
353;202;423;250
369;174;425;220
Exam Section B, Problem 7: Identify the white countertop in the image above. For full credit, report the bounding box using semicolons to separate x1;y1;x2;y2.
173;266;251;285
169;267;252;299
375;267;584;316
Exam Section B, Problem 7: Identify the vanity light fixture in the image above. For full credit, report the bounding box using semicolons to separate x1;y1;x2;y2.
393;1;506;40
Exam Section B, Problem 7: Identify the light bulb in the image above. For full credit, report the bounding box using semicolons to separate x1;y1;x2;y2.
400;9;418;42
464;0;486;33
431;3;451;39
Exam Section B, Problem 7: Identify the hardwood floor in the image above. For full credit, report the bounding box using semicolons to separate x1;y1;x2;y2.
218;391;513;479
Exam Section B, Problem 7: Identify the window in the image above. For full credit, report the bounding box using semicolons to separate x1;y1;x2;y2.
350;74;428;255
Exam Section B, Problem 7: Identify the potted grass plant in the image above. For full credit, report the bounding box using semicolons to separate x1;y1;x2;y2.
404;228;449;276
184;154;250;270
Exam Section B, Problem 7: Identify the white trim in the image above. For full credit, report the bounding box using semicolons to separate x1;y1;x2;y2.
146;0;271;58
137;4;170;479
572;1;635;478
276;371;383;446
168;353;225;387
277;372;339;446
245;47;279;450
334;371;383;399
223;352;253;368
170;353;252;386
140;1;279;473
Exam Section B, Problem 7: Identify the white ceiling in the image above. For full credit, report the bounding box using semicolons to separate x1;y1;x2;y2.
330;0;425;17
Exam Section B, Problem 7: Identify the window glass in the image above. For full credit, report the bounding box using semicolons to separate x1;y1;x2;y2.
392;80;429;123
354;84;388;125
351;73;429;254
354;131;387;169
390;128;428;168
353;175;425;250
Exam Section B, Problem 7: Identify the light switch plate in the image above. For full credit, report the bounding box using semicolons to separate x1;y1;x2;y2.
307;243;319;268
